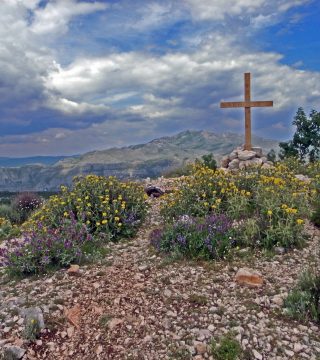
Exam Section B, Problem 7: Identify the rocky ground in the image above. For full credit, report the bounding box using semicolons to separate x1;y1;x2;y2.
0;184;320;360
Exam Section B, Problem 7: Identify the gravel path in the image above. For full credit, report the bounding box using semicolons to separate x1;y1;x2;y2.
0;196;320;360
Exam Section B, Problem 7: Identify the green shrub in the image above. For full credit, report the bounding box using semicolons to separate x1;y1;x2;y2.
210;332;242;360
162;163;194;178
0;204;20;224
27;175;147;241
196;153;217;170
284;269;320;323
311;180;320;227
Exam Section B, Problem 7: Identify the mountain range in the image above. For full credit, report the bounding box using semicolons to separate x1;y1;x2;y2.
0;130;279;191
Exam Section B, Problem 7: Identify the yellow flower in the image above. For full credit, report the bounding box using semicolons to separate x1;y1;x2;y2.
87;203;92;207
102;212;107;217
86;220;90;225
63;211;68;217
296;219;304;225
96;222;101;226
267;210;272;216
114;216;120;222
118;222;122;227
102;219;108;225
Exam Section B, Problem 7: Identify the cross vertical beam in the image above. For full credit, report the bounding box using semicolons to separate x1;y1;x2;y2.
244;73;251;150
220;73;273;151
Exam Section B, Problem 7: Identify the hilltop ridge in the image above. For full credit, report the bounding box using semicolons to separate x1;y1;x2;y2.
0;130;278;191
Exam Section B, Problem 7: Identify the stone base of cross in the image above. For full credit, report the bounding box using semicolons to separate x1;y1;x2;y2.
220;73;273;151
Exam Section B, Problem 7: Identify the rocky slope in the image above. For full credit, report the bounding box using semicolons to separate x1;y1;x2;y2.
0;188;319;359
0;130;279;191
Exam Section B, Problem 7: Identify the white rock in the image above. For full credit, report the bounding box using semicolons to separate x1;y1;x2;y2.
252;349;263;359
293;343;304;353
285;349;295;357
228;159;240;170
238;150;256;161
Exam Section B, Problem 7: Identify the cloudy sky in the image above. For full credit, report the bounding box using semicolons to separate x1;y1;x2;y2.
0;0;320;156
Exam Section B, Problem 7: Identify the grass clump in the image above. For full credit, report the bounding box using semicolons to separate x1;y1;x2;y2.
284;269;320;323
210;332;242;360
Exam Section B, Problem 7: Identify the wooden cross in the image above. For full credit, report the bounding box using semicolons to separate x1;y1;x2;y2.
220;73;273;151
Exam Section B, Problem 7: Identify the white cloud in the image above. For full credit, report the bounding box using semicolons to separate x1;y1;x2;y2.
31;0;108;35
45;33;320;117
46;96;110;115
184;0;310;21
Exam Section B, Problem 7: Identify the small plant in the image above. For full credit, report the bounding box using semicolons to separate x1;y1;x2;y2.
311;181;320;227
23;318;41;341
197;153;217;170
210;332;242;360
99;314;113;328
189;293;208;305
284;269;320;323
12;192;42;223
267;149;277;162
0;204;20;224
162;163;194;178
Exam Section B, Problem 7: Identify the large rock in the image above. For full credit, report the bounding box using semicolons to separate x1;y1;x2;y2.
237;150;256;161
67;264;81;276
246;158;263;167
235;268;264;287
228;159;240;170
229;151;238;161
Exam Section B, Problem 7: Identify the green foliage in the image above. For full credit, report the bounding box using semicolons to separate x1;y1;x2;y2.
284;269;320;323
0;217;21;241
267;149;276;163
23;318;41;341
0;204;20;224
279;107;320;162
162;163;194;178
311;180;320;227
197;153;217;170
210;332;242;360
28;175;147;241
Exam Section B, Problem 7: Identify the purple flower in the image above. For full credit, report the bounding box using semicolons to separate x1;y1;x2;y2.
176;234;187;247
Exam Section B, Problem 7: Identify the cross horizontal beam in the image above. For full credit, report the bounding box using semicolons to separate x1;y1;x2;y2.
220;101;273;108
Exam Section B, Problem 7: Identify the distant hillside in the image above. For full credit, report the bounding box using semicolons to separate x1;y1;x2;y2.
0;130;279;191
0;156;71;167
